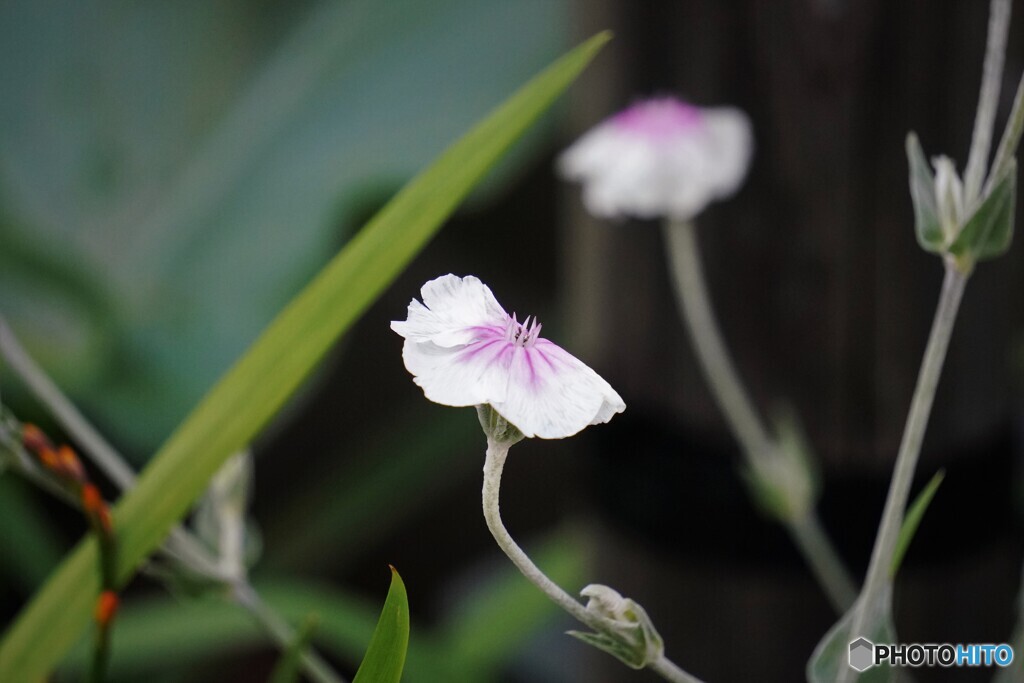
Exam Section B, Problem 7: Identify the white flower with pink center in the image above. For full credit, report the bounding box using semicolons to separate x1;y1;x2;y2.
559;97;753;221
392;274;625;439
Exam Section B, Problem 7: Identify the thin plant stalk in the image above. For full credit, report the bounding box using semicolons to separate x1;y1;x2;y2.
844;0;1010;668
233;582;343;683
985;70;1024;196
662;220;772;459
88;623;112;683
662;219;857;613
964;0;1013;205
842;264;967;671
482;440;704;683
0;319;135;490
788;512;859;614
0;317;346;683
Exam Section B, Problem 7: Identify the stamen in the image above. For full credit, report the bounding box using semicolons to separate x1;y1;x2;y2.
504;313;543;348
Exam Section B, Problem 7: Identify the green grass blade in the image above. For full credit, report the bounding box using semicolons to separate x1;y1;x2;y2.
353;568;409;683
0;32;610;681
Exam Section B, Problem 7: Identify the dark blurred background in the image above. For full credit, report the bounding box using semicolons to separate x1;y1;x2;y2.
1;1;1023;681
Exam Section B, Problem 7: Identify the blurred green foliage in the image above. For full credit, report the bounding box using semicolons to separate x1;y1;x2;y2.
56;532;586;682
0;0;568;452
0;24;607;680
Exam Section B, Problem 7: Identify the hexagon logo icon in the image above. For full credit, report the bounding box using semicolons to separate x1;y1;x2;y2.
849;637;875;672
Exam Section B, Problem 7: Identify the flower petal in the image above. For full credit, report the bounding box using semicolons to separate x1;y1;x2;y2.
391;274;507;347
490;339;625;439
698;107;754;200
401;335;513;408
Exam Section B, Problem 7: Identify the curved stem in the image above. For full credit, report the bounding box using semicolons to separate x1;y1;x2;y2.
844;265;967;676
481;441;601;629
663;219;856;612
481;440;703;683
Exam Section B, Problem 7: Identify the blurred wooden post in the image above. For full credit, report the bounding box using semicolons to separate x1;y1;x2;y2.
562;2;1024;680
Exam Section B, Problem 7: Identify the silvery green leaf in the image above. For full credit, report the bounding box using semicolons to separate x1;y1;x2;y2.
949;161;1017;262
905;133;945;253
567;630;647;670
574;585;664;669
808;584;896;683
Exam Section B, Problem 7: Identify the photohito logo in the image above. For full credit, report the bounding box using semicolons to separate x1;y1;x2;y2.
848;638;1014;670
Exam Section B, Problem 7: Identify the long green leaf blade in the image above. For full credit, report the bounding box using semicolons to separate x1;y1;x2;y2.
353;567;410;683
0;32;610;681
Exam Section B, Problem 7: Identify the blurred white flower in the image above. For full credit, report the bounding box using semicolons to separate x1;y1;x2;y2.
559;97;753;221
392;274;624;439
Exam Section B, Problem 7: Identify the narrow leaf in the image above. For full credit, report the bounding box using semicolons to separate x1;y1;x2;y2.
950;161;1017;261
567;630;643;669
890;469;945;578
0;33;610;681
906;132;945;253
987;71;1024;194
269;613;320;683
353;567;409;683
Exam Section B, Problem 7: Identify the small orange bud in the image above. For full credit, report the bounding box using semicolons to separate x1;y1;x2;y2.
94;591;119;627
57;445;86;483
38;448;60;472
81;484;112;533
21;423;51;453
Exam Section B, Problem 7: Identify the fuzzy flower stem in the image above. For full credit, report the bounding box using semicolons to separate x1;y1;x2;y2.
964;0;1012;206
649;656;704;683
843;264;967;676
482;441;599;628
663;219;857;612
481;441;702;683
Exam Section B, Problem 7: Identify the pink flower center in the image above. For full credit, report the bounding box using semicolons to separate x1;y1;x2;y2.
612;98;703;139
504;313;542;348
